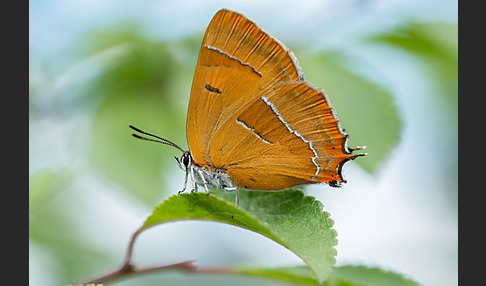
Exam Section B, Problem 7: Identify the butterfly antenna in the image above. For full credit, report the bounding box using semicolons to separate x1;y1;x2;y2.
129;125;186;153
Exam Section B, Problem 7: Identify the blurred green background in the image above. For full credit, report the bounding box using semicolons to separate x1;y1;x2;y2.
29;1;457;285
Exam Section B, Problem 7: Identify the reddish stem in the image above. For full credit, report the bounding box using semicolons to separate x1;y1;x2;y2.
72;226;234;285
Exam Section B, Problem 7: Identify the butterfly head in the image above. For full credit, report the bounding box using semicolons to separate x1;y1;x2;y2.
175;151;192;172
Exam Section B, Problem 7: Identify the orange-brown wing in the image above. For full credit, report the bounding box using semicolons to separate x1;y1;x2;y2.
210;82;359;190
186;8;302;166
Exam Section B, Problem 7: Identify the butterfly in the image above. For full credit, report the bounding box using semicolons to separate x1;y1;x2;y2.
130;8;365;204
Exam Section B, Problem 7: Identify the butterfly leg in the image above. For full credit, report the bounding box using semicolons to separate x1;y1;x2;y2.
223;187;239;205
189;165;198;193
194;168;210;195
178;169;189;194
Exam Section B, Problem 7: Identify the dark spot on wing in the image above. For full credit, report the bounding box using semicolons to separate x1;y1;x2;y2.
205;84;222;94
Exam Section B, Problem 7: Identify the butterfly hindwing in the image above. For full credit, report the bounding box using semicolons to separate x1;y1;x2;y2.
211;82;356;190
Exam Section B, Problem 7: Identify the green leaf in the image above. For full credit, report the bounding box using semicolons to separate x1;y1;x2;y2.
233;265;318;285
299;51;401;174
232;264;420;286
326;265;419;286
143;190;337;284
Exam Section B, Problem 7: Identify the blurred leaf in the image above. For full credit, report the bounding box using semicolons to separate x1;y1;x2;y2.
29;173;111;284
143;190;337;284
85;29;201;205
29;169;72;215
29;170;60;214
369;22;458;105
30;214;111;284
299;51;401;174
90;87;179;205
233;264;419;286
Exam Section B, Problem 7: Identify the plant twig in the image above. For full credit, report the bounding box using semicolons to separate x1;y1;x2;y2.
75;260;198;285
121;226;143;267
72;225;235;285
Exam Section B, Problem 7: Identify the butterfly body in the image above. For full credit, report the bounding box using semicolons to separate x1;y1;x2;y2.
191;163;236;191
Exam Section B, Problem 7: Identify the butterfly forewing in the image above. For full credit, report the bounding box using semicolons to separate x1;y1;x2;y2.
186;9;303;166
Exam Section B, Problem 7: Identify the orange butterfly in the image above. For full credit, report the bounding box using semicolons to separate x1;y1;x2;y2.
130;8;365;204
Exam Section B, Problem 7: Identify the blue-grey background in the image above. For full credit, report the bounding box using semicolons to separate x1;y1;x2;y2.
29;1;457;285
